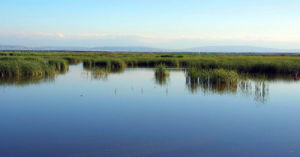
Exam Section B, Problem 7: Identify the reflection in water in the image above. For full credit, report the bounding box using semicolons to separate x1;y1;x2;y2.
241;73;298;82
185;68;238;95
154;65;170;86
239;80;269;104
83;67;110;80
1;67;300;157
186;77;238;94
153;68;183;86
295;75;299;81
0;62;69;86
0;65;298;105
0;75;54;86
154;72;169;86
238;80;252;96
186;77;271;103
83;65;125;80
185;73;298;104
166;86;168;96
294;70;299;81
254;81;269;104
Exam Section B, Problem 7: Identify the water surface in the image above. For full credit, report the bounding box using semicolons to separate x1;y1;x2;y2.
0;64;300;157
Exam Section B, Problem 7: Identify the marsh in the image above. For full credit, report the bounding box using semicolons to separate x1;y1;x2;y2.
0;62;300;157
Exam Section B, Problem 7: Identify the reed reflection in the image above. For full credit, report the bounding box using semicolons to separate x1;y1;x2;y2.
0;75;55;86
254;81;269;104
83;62;125;80
155;74;169;86
186;68;238;94
186;77;238;94
186;72;299;103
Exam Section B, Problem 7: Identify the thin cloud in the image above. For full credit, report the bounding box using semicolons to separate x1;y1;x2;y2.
1;31;300;49
58;33;65;38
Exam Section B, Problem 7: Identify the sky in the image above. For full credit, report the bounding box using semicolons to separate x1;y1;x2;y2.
1;0;300;49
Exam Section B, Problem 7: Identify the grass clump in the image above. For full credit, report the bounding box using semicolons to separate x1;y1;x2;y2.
154;64;170;85
155;64;169;76
187;68;238;84
186;68;238;93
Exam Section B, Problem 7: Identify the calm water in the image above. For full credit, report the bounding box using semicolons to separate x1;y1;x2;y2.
0;64;300;157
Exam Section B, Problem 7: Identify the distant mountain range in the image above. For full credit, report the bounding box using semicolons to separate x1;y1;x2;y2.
184;46;300;53
1;45;300;53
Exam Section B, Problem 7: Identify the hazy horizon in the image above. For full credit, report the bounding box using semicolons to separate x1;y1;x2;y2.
1;0;300;49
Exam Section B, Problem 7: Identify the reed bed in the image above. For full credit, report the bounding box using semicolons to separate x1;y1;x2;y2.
0;56;69;78
82;54;300;74
0;60;53;77
0;52;299;79
83;59;126;73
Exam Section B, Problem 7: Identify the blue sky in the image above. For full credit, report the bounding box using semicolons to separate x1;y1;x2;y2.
1;0;300;49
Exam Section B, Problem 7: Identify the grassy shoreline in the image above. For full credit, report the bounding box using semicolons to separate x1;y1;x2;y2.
0;52;299;78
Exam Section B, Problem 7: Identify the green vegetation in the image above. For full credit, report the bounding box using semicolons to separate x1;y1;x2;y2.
187;68;238;84
0;60;54;77
154;64;169;85
186;68;238;93
0;52;299;79
83;59;126;73
62;57;81;65
48;59;69;73
0;56;69;78
155;64;169;76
